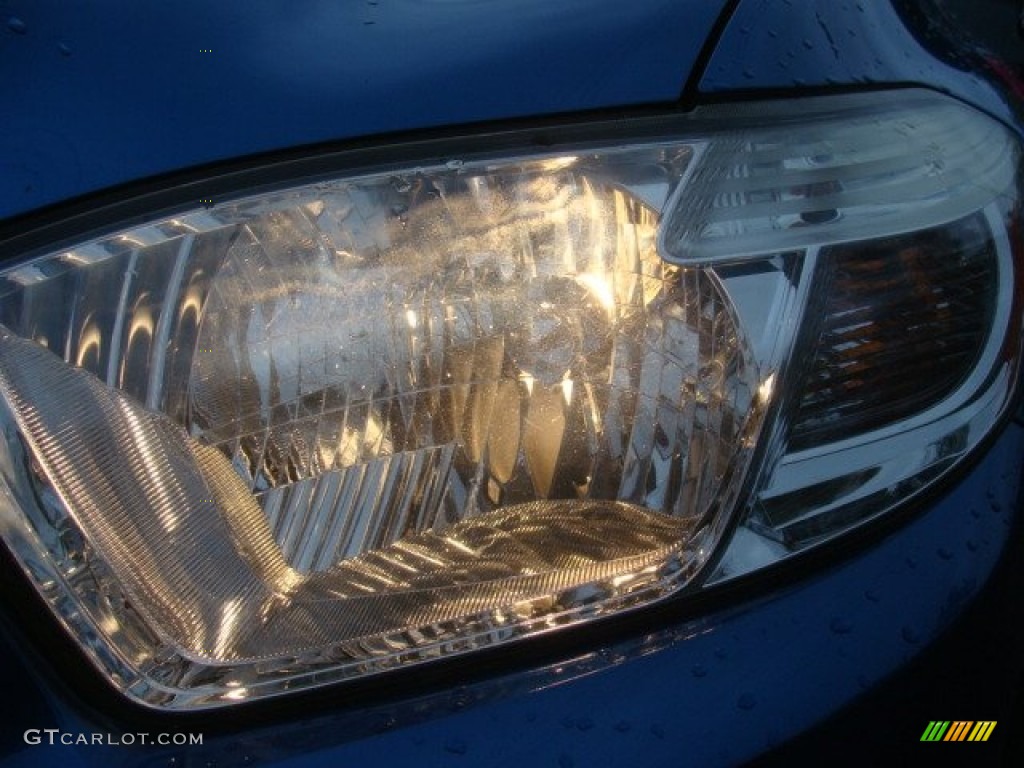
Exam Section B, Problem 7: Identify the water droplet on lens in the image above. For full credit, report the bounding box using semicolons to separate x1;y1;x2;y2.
742;69;755;80
901;626;920;645
690;663;708;678
714;647;727;661
829;617;854;635
7;17;27;34
905;556;917;569
614;720;631;733
864;588;880;603
737;693;757;711
802;38;814;50
576;717;594;732
937;547;953;561
966;539;978;552
650;723;666;739
58;42;72;56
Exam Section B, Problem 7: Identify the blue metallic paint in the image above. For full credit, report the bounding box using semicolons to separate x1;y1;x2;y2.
0;0;726;219
699;0;1019;125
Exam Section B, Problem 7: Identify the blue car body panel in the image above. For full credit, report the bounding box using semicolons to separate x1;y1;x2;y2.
2;0;1023;765
0;0;727;220
699;0;1019;125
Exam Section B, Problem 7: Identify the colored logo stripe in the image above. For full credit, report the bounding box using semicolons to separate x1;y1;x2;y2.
968;722;997;742
944;721;973;741
921;722;950;741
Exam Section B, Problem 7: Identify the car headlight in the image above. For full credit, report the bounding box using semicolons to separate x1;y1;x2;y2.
0;89;1018;710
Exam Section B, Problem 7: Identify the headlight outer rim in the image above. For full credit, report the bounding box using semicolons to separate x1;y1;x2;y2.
0;85;1020;722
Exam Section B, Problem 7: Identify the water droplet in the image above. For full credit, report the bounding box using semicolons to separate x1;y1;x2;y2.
990;501;1003;513
905;555;918;569
829;617;854;635
737;693;757;711
742;69;755;80
970;507;981;519
901;626;920;645
7;17;27;34
690;663;708;678
966;539;978;552
802;38;815;50
864;588;880;603
650;723;666;739
58;42;72;56
559;716;575;730
575;717;594;732
614;720;631;733
713;647;728;661
558;754;575;768
445;159;465;170
444;738;467;756
937;547;954;561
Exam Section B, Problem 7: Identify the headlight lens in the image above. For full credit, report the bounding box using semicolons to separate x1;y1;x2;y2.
0;89;1018;709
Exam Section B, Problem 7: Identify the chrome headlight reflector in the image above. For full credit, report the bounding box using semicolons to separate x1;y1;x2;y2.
0;89;1019;709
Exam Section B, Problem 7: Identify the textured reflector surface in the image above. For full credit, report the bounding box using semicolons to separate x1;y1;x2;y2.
789;213;998;450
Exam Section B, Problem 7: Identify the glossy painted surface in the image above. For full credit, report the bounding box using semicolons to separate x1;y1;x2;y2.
699;0;1019;126
2;424;1020;768
0;0;727;219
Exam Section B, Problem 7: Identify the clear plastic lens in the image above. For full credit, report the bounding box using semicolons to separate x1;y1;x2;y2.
659;90;1018;264
0;146;768;707
0;89;1018;708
